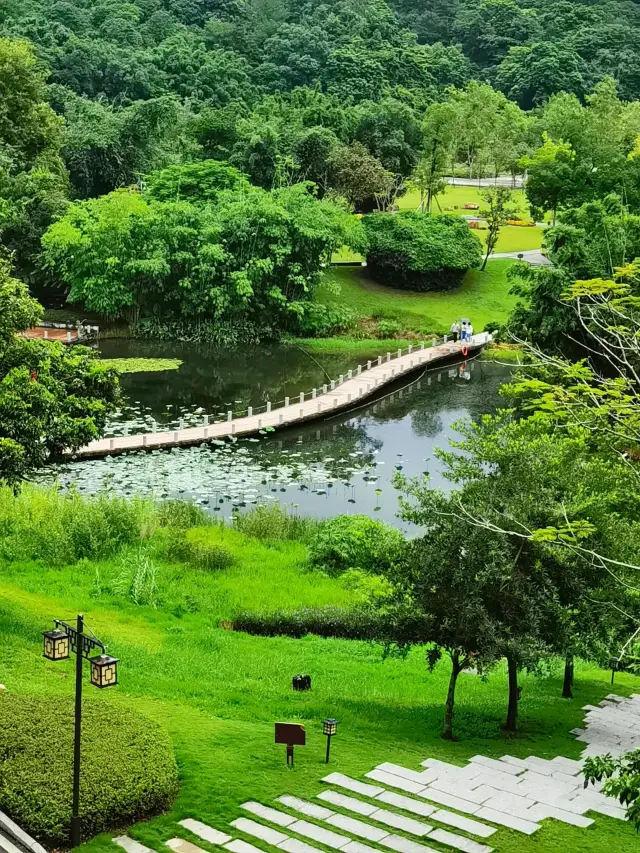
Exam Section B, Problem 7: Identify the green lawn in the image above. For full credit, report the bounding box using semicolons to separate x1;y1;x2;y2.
397;184;530;217
2;512;639;853
318;260;517;335
331;186;545;264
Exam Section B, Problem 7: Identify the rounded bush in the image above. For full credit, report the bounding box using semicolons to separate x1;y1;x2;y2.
309;514;406;576
0;694;179;846
185;527;235;570
363;211;482;292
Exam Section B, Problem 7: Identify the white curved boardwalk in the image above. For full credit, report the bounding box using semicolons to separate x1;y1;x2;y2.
74;334;490;459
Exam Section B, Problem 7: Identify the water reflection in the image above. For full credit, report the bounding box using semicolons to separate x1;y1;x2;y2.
39;350;512;531
99;339;397;435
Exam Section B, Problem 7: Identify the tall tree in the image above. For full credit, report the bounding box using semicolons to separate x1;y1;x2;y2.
414;101;457;213
0;38;68;281
520;133;575;225
479;186;517;270
0;260;119;484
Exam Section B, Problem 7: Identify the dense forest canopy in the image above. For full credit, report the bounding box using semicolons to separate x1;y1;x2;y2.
2;0;640;326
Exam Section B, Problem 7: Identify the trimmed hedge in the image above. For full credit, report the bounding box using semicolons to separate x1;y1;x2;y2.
0;694;179;846
308;515;406;576
363;211;482;292
233;606;430;642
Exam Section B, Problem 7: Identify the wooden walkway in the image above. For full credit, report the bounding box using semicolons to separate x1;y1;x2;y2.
72;334;490;459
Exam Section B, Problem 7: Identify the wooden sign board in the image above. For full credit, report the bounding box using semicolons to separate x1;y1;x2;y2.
275;722;306;746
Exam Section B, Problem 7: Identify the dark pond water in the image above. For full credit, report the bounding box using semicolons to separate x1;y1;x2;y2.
98;339;404;435
38;341;512;531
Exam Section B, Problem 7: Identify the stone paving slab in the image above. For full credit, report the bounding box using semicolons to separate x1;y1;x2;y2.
242;803;298;827
368;809;431;837
378;834;438;853
114;837;152;853
324;774;385;798
474;808;540;835
166;839;208;853
365;770;426;795
416;788;482;815
467;773;524;797
279;839;324;853
288;820;350;850
325;814;389;842
317;791;379;816
430;811;496;839
231;819;289;847
429;829;492;853
277;798;334;821
429;779;489;805
469;757;522;777
180;820;233;846
479;795;536;821
375;791;437;818
343;841;383;853
375;764;435;785
226;841;266;853
525;805;593;828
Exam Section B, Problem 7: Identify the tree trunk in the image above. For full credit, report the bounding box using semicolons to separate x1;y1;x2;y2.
481;247;490;271
505;655;519;732
442;651;461;740
562;654;574;699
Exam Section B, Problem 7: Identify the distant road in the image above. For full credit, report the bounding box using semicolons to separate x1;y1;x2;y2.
491;248;551;265
445;176;524;189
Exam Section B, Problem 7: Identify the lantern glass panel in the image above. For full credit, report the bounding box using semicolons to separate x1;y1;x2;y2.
90;655;119;688
43;630;70;661
323;718;338;736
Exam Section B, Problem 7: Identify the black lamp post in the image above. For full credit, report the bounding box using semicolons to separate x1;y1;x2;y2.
43;615;119;847
323;718;338;763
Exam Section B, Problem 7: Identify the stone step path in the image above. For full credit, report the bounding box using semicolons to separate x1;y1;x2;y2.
76;334;490;458
573;693;640;757
113;693;638;853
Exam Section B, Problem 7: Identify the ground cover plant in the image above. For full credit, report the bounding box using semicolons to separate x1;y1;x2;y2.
99;359;183;374
0;488;638;853
0;694;178;846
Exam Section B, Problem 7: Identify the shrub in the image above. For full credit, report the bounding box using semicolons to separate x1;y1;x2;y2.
233;504;318;543
185;527;235;570
0;694;178;846
296;302;356;337
309;514;406;576
363;211;482;292
113;549;160;606
0;486;153;566
233;606;429;642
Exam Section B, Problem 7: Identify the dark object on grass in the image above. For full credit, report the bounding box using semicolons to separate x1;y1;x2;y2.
292;674;311;691
275;722;306;766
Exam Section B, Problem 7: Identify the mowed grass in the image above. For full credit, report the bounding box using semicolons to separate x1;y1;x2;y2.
318;261;518;334
397;184;530;217
1;518;639;853
331;186;545;263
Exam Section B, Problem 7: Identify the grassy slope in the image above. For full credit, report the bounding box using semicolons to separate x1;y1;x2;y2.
317;261;517;335
1;525;638;853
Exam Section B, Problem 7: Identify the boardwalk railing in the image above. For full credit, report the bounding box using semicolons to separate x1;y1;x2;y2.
74;333;491;458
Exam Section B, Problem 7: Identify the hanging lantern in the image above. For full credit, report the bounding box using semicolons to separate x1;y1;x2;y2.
43;630;70;661
89;655;119;688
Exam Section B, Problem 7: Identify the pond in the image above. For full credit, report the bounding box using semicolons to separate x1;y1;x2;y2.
38;341;513;531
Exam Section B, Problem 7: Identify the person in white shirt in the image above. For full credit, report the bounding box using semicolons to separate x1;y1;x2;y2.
467;322;474;342
450;321;460;342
